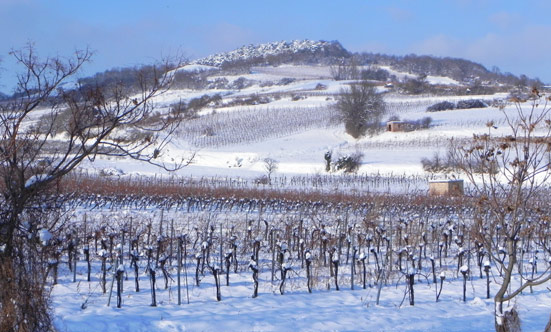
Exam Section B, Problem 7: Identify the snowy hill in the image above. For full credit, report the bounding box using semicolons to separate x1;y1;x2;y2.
25;38;538;192
80;58;519;197
193;40;349;67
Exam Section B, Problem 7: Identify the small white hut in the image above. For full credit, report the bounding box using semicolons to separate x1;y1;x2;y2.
387;121;409;132
428;179;464;196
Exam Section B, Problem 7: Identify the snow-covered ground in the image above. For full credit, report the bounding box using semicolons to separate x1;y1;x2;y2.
52;257;551;332
48;62;551;331
379;65;462;86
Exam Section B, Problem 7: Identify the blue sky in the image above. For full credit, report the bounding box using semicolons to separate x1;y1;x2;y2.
1;0;551;92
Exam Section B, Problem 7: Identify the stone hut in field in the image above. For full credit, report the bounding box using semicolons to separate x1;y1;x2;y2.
387;121;408;132
428;179;464;196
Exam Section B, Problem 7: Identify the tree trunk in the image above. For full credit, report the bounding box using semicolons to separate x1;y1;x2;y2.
544;312;551;332
212;268;221;301
494;240;516;331
116;268;124;308
408;273;415;306
149;267;157;307
0;252;53;332
306;258;312;293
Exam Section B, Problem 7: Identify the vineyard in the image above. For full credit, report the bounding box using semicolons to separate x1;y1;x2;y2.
36;173;551;331
177;105;337;148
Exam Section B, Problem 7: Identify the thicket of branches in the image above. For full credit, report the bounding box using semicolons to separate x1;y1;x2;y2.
449;91;551;331
0;45;187;331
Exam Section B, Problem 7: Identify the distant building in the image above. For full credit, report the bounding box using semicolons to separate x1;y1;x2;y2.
387;121;409;132
428;179;464;196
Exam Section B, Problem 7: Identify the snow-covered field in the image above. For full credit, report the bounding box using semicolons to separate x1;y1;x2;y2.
52;262;551;332
49;62;551;331
81;63;513;189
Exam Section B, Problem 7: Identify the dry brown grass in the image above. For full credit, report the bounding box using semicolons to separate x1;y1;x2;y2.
58;172;472;211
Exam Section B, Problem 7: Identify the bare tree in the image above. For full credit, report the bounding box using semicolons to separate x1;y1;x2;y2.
330;57;360;81
335;82;386;138
449;89;551;332
0;44;187;331
263;157;279;185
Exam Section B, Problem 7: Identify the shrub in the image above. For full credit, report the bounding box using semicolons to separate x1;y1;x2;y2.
421;151;497;174
231;77;254;90
188;94;221;110
361;68;390;81
421;152;450;173
278;77;296;85
456;99;488;109
427;101;455;112
171;94;222;120
254;175;270;185
419;116;432;129
208;77;229;89
402;76;427;94
334;152;363;173
427;99;488;112
173;71;209;90
241;95;270;105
